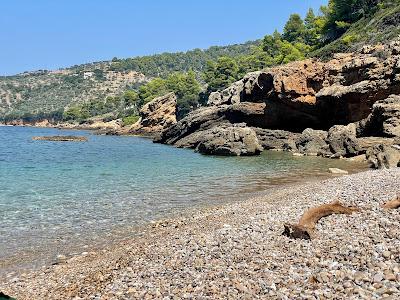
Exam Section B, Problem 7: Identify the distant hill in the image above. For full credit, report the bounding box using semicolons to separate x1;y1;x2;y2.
0;41;259;119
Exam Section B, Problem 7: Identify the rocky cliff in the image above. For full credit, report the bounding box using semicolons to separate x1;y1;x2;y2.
156;42;400;166
126;92;177;137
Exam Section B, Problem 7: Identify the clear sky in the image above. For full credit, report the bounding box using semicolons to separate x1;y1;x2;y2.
1;0;327;76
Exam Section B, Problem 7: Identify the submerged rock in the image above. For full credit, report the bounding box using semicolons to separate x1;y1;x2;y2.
32;136;88;142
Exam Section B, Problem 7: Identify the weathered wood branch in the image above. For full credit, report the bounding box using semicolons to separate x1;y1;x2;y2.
382;196;400;209
283;200;360;240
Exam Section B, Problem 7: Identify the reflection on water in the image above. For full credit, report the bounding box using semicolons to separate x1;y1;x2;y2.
0;126;367;272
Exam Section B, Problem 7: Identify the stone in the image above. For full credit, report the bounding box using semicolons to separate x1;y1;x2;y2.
327;124;361;157
366;144;400;169
329;168;349;175
359;95;400;138
32;136;88;142
251;128;299;151
196;124;263;156
295;128;331;156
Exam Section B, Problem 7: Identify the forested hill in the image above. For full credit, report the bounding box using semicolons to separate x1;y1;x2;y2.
0;40;259;120
109;41;260;78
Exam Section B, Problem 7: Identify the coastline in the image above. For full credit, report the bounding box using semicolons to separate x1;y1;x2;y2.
2;168;399;299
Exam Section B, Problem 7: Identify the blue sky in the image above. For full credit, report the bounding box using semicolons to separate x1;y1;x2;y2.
1;0;327;75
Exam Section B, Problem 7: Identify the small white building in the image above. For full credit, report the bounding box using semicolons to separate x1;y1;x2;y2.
83;71;94;79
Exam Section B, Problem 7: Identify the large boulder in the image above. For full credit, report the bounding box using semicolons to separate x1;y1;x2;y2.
358;95;400;138
295;129;331;156
155;105;231;145
128;93;177;137
366;144;400;169
327;124;361;157
196;124;263;156
252;128;299;151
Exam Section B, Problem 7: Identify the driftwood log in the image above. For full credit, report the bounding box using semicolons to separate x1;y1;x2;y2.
382;196;400;209
283;201;360;240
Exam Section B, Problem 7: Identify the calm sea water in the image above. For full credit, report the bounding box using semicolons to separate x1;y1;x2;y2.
0;126;367;272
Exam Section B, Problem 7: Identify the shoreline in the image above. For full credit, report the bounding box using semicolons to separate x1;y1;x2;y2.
2;168;399;299
0;166;365;277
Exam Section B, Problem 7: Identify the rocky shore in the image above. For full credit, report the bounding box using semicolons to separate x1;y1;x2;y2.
2;168;399;299
154;42;400;168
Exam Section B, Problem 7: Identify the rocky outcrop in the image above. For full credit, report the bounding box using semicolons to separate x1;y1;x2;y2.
158;44;400;160
128;93;177;137
358;95;400;138
196;124;263;156
326;124;361;158
294;129;331;156
206;48;400;131
251;128;299;151
366;144;400;169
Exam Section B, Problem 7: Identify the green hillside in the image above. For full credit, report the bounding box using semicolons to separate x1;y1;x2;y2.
0;41;259;121
312;0;400;58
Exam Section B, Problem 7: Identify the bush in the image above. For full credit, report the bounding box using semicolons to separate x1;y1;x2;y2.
122;115;140;126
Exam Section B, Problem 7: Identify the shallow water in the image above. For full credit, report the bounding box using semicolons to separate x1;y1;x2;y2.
0;126;367;272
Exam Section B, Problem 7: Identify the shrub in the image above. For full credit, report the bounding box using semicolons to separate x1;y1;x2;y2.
122;115;140;126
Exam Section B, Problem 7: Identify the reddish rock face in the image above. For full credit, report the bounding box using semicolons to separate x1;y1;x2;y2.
208;46;400;131
128;92;177;137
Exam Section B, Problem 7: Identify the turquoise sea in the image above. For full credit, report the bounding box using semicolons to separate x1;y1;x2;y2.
0;126;367;273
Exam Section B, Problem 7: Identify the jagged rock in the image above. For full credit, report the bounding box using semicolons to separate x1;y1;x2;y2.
195;124;263;156
295;129;331;156
156;105;231;145
204;50;400;131
252;128;299;151
366;144;400;169
129;93;177;137
158;45;400;158
359;95;400;138
327;124;361;157
157;102;266;146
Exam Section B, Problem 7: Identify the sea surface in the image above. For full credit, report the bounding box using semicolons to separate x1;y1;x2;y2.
0;126;367;273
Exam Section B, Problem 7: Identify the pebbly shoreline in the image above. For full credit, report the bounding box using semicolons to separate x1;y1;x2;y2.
1;168;400;299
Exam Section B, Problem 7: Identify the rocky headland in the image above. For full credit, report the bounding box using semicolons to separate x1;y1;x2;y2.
150;42;400;168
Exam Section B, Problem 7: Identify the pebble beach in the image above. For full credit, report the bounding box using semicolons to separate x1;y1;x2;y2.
1;168;400;299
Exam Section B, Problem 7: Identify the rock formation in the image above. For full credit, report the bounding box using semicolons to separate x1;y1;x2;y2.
195;124;263;156
157;43;400;162
128;93;177;137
